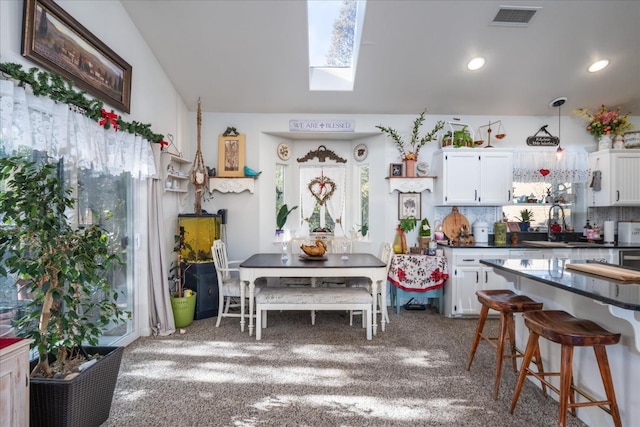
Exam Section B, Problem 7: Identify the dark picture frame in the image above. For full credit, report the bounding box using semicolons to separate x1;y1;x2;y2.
22;0;132;113
390;163;403;177
398;192;421;219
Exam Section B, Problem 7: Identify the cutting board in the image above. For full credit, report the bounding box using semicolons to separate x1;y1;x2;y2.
566;263;640;282
442;207;470;240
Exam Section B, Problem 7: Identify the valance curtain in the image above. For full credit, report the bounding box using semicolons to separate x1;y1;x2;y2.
0;80;155;179
512;149;589;183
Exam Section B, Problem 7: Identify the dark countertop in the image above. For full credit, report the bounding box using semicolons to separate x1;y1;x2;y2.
438;241;640;250
481;258;640;311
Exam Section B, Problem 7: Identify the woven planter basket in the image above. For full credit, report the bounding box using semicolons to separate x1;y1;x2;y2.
29;346;123;427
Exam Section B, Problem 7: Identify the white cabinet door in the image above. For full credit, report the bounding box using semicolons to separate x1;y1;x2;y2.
588;150;640;206
435;151;480;205
482;267;509;291
612;152;640;204
479;151;513;205
433;149;513;206
453;266;482;316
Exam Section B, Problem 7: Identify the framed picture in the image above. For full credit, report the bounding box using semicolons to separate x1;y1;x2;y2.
507;222;521;232
390;163;403;177
398;192;421;219
22;0;132;113
218;134;246;177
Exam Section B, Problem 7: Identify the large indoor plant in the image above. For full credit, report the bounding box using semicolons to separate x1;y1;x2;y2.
0;156;129;426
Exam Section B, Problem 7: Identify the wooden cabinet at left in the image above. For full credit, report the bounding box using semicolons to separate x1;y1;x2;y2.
0;338;33;427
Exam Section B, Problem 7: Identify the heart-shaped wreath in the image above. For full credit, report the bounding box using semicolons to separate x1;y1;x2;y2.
308;175;336;206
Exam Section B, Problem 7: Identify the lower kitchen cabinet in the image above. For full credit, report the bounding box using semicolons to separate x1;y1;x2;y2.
442;246;621;317
442;248;508;317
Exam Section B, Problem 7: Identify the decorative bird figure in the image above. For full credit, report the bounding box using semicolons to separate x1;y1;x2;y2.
244;165;262;177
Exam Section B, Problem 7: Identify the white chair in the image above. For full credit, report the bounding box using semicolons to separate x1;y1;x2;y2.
348;242;393;326
212;240;263;327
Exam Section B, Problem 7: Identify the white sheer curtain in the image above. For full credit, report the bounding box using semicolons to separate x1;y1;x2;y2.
512;149;589;183
299;165;346;234
0;80;156;179
325;166;345;236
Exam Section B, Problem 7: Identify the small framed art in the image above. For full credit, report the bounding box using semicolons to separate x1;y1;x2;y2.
507;222;521;232
218;134;246;177
398;192;421;219
390;163;403;177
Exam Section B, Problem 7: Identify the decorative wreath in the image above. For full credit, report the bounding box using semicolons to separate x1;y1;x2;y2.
308;175;336;206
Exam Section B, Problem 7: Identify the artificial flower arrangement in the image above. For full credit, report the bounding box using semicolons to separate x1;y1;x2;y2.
574;105;633;139
376;110;445;160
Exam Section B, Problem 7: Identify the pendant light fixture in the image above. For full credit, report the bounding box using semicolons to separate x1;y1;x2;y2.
549;97;567;160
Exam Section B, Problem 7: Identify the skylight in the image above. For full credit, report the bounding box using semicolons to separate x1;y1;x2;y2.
307;0;366;91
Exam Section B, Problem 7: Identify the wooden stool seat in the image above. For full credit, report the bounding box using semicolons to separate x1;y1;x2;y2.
511;310;622;427
467;289;544;400
476;289;544;313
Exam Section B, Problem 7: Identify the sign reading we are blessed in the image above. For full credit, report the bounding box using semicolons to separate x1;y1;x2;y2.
289;119;355;132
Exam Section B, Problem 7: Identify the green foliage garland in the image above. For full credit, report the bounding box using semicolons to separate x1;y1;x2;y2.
0;62;165;144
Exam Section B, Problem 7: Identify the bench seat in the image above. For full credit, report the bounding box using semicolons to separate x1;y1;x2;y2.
255;287;373;340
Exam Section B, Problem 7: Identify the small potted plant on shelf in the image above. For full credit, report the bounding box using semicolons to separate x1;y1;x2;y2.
516;209;534;232
418;218;431;249
376;109;445;177
0;156;130;427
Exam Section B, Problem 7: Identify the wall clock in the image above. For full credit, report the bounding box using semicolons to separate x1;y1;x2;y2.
277;143;291;161
353;143;368;161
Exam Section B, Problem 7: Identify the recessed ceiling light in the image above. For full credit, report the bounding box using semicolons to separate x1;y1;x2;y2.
467;57;485;71
588;59;609;73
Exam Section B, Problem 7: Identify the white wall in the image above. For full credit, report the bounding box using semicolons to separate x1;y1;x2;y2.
191;112;640;261
0;0;190;337
3;0;640;285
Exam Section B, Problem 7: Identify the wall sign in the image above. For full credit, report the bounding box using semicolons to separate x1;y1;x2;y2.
526;125;559;146
289;119;355;132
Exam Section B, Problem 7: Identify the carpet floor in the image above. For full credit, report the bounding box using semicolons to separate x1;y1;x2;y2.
104;309;586;426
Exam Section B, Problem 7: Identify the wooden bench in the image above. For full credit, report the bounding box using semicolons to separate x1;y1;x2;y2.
255;287;373;340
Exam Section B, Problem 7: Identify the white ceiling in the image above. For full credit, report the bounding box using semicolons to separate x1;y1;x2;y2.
121;0;640;117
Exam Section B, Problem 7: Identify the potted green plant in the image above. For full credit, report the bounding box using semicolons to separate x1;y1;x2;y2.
169;228;197;328
516;208;534;231
375;109;445;177
418;218;431;249
276;204;298;235
0;156;129;426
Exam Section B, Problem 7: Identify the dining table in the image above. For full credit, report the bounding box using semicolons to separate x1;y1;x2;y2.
239;253;388;337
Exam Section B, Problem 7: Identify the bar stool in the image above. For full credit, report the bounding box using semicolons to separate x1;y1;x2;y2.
511;310;622;427
467;289;545;399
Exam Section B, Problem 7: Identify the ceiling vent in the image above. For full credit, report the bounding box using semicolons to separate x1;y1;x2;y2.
490;5;540;27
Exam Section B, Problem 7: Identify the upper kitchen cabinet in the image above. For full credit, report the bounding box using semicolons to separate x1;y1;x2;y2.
588;150;640;206
432;149;513;206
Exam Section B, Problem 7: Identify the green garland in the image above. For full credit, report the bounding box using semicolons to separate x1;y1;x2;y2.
0;62;164;144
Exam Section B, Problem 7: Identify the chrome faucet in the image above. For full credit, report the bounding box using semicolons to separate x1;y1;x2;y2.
548;203;567;241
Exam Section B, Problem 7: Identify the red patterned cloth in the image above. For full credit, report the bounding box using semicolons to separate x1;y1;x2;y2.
387;254;449;292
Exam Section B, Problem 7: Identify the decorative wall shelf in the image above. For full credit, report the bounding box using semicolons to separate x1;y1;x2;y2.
386;176;436;193
209;177;255;194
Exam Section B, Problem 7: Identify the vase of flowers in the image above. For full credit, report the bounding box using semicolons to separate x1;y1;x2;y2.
376;109;445;176
574;105;633;150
